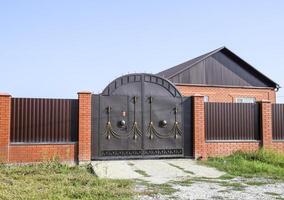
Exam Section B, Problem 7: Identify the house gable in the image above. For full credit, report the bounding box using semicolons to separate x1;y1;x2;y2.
157;47;279;88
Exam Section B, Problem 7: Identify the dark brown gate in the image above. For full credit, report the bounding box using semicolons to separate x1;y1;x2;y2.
92;73;188;159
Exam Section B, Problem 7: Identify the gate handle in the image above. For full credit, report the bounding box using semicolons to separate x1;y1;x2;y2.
106;106;112;113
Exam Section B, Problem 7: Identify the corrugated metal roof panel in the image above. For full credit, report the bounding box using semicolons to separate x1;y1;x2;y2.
157;47;279;88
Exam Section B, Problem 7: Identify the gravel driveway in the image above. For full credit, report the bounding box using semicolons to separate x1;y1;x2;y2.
137;177;284;200
92;159;284;199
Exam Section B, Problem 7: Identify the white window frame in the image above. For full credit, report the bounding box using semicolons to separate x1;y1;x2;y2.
204;96;209;102
235;97;256;103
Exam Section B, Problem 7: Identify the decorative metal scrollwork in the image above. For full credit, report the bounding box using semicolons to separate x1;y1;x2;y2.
104;96;142;140
101;149;183;157
101;150;142;157
144;149;183;156
146;97;182;139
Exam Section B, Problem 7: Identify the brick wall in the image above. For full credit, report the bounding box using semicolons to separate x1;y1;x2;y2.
192;95;206;159
260;100;273;148
271;142;284;153
177;84;276;103
0;93;11;163
206;142;260;157
78;92;92;162
9;143;77;163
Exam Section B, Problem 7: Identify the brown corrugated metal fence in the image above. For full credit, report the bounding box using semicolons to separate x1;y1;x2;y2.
272;104;284;140
205;102;260;141
10;98;78;143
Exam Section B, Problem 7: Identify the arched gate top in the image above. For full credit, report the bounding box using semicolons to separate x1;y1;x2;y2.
101;73;182;97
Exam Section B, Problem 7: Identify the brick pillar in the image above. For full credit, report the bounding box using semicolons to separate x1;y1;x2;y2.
0;93;11;163
192;95;206;159
260;100;272;149
78;91;92;162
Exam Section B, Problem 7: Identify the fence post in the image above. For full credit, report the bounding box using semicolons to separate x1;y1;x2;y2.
0;93;11;163
260;100;272;149
78;91;92;163
193;95;206;159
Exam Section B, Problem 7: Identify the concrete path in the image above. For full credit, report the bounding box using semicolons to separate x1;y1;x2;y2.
91;159;225;184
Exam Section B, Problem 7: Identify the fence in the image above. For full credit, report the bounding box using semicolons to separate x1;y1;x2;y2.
10;98;79;143
272;104;284;140
205;102;260;141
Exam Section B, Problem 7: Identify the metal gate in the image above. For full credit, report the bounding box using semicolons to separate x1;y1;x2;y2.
92;73;189;159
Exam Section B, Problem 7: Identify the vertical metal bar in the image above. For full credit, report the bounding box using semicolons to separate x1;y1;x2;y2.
66;100;70;142
10;99;15;142
40;98;44;143
42;99;46;142
141;74;145;156
55;99;59;142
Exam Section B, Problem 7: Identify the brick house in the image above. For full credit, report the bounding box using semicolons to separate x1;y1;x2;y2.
0;47;283;164
157;47;279;103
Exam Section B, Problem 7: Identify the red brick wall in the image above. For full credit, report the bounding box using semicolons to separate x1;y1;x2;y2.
260;101;273;148
176;84;276;103
192;95;206;159
206;142;260;157
271;142;284;153
0;93;11;163
78;92;92;162
9;144;77;163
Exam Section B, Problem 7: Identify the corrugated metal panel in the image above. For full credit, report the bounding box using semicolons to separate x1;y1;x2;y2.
210;52;267;87
169;52;269;87
10;98;78;143
156;47;278;88
157;50;215;78
205;102;260;140
205;55;251;86
272;104;284;140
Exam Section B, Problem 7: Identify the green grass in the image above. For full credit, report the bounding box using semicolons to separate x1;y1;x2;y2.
265;192;281;196
168;163;195;175
204;149;284;180
135;179;178;196
245;181;268;186
0;161;134;200
171;179;193;186
134;169;151;177
219;182;246;191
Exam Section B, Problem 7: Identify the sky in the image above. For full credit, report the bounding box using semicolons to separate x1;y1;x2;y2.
0;1;284;101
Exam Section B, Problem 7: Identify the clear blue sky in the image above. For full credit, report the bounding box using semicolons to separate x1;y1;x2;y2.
1;1;284;101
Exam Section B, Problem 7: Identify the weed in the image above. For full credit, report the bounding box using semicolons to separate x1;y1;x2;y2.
203;149;284;180
0;162;134;200
245;181;267;186
265;192;281;196
134;169;151;177
168;163;195;175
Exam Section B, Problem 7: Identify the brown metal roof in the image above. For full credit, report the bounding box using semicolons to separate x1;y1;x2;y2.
157;47;279;88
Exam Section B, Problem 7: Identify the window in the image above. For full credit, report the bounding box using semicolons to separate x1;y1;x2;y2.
204;96;209;102
235;97;256;103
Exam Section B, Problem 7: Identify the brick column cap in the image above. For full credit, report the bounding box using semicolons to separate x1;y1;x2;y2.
0;93;11;97
77;91;92;95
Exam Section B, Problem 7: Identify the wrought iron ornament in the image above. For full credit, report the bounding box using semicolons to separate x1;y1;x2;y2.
146;97;182;139
101;149;183;157
104;97;142;140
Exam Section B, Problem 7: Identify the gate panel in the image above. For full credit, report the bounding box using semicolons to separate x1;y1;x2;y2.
143;96;183;157
97;95;143;158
